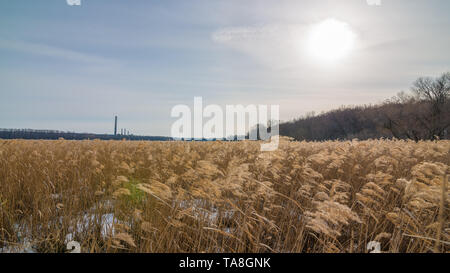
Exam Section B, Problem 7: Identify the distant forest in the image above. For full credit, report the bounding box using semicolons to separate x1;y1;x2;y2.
0;129;172;141
280;72;450;141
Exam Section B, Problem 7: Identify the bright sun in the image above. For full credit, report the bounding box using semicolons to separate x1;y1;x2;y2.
307;19;355;63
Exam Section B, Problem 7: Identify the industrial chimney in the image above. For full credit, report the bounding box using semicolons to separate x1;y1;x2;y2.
114;116;118;136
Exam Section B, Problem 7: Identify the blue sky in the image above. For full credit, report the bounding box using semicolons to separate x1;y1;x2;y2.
0;0;449;135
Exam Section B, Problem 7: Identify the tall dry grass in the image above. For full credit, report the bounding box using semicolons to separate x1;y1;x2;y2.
0;138;448;253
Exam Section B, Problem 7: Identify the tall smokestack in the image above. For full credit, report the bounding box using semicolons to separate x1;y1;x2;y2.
114;116;118;136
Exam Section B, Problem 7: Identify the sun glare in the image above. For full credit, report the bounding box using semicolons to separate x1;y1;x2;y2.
307;19;355;63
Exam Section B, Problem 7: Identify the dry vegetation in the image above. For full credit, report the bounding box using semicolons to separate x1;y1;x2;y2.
0;138;448;253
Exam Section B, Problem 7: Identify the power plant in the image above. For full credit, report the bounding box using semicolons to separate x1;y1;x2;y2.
114;116;131;136
0;115;171;141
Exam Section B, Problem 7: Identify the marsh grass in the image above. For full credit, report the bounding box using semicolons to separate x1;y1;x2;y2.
0;138;448;253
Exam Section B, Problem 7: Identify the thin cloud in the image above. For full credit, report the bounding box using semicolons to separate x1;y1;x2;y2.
211;25;281;43
211;24;309;69
0;39;116;65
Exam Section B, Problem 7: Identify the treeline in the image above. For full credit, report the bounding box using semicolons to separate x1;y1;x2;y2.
280;72;450;141
0;129;172;141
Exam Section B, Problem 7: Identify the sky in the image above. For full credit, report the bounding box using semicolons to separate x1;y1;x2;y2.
0;0;449;136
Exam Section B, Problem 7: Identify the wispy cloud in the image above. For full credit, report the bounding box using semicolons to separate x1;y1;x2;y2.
211;24;310;69
211;25;281;43
0;39;116;65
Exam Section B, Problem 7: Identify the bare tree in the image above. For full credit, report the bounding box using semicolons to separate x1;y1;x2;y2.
412;72;450;105
411;72;450;139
